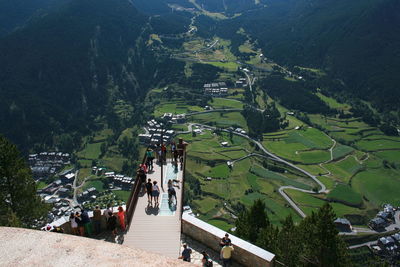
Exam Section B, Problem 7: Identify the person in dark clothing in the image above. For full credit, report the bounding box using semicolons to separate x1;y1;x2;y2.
146;148;154;171
220;233;231;247
173;149;179;163
107;211;117;236
145;179;153;204
81;209;91;236
92;206;102;234
75;212;84;236
178;244;192;262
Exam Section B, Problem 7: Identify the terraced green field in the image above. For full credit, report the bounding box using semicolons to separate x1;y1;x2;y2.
77;142;102;159
182;131;306;227
355;139;400;151
250;165;313;190
332;144;354;160
263;127;333;164
286;128;333;149
285;189;365;219
324;156;363;183
316;93;351;111
153;101;203;117
209;98;244;109
83;179;106;193
327;184;363;207
374;150;400;163
265;140;331;164
190;111;248;130
352;169;400;206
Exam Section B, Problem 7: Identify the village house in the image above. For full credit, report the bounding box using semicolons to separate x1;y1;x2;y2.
203;81;229;96
57;187;71;198
334;218;352;232
370;217;387;230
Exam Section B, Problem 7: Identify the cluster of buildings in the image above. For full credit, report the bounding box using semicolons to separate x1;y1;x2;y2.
228;127;247;135
40;169;75;197
373;233;400;256
369;204;397;230
29;152;71;178
161;113;186;124
139;119;176;145
235;78;248;88
77;187;99;202
203;82;228;96
36;169;76;222
105;172;135;191
44;197;72;219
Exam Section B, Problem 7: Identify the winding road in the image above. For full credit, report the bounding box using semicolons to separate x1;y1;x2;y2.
180;122;328;218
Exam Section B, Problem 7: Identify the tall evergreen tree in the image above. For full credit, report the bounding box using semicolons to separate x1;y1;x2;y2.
276;215;301;267
235;200;351;266
300;203;350;267
236;199;269;243
0;135;47;227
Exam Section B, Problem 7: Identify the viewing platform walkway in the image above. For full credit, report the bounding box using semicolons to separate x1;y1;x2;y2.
123;159;184;258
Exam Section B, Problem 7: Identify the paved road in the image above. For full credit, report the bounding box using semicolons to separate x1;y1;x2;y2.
188;123;327;218
72;170;79;205
72;170;89;206
243;70;254;92
349;241;377;249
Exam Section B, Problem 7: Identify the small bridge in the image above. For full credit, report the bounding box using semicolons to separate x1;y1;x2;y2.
123;146;187;258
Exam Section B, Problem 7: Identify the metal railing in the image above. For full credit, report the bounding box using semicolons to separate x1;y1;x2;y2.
125;137;154;230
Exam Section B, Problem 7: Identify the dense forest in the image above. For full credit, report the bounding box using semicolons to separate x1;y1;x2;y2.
0;0;70;36
213;0;400;111
0;0;184;152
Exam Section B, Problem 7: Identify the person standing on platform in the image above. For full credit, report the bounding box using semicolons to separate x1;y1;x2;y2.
178;243;192;262
155;144;161;164
145;179;153;204
161;144;167;163
146;148;154;171
117;206;126;232
170;142;176;160
107;211;117;237
81;208;91;237
69;213;78;235
173;149;179;163
219;233;231;247
220;241;234;267
92;206;102;234
103;204;112;219
75;212;84;236
152;181;160;205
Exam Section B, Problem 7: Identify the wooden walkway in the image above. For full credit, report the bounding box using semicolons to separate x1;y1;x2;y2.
123;159;183;258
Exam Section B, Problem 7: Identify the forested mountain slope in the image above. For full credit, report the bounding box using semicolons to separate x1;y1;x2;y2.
0;0;70;36
215;0;400;110
0;0;180;150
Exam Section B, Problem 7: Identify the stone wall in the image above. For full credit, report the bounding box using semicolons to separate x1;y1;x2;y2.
182;213;275;267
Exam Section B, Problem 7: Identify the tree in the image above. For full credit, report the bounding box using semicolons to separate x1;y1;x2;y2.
235;199;269;243
300;203;350;267
0;135;47;227
100;142;107;157
235;200;351;267
276;215;301;266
